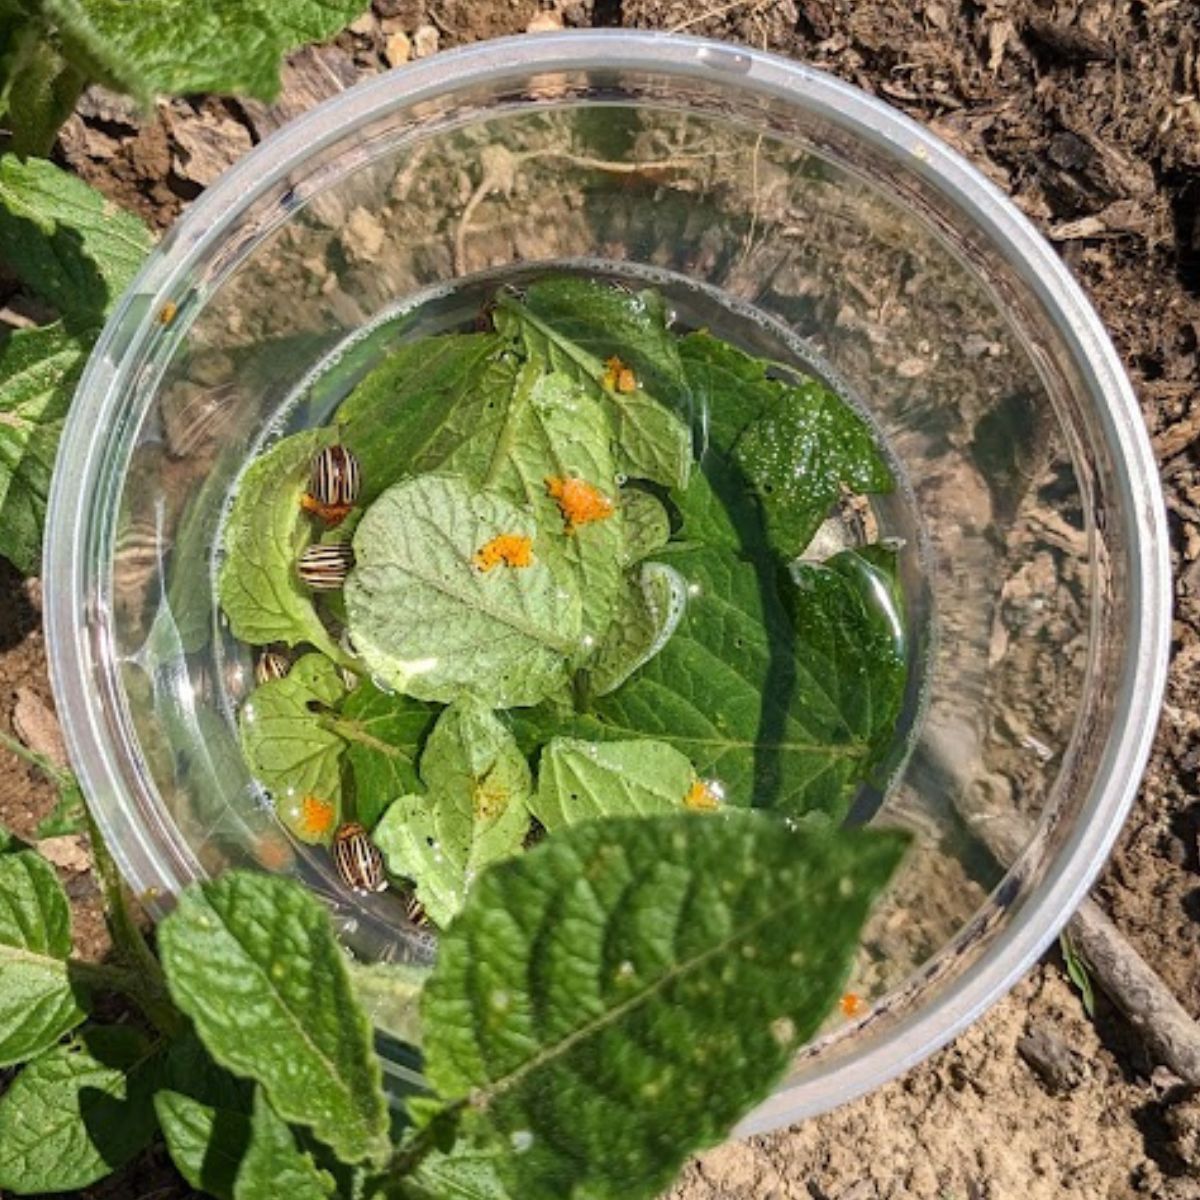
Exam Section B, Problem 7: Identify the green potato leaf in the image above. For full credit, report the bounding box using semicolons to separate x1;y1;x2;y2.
680;332;893;558
42;0;369;105
339;682;438;829
0;850;89;1065
619;488;671;566
517;543;905;818
239;653;347;841
157;871;391;1166
373;701;531;927
586;560;687;698
422;812;908;1200
218;427;344;662
0;1025;161;1194
155;1033;255;1200
530;737;700;831
4;36;87;158
345;474;582;708
495;281;692;490
0;154;152;328
234;1089;334;1200
0;322;89;573
443;366;626;649
338;333;518;508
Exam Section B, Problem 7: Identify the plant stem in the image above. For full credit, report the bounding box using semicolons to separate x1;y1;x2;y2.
0;727;71;786
84;809;185;1038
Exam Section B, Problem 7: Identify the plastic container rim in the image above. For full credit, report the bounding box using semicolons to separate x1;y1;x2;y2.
43;30;1172;1132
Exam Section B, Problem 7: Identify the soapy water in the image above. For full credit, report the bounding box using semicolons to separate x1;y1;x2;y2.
214;260;932;937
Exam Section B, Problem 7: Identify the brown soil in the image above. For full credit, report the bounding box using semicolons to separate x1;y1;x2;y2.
4;1;1199;1197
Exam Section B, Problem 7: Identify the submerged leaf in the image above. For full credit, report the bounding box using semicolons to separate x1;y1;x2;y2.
495;280;692;490
373;701;531;926
346;474;582;708
218;428;344;661
422;813;908;1200
531;738;699;830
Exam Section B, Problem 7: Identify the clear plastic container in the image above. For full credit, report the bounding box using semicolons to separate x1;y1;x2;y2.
44;32;1170;1133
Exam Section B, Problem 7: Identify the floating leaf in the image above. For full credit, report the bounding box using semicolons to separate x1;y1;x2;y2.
373;701;531;927
346;474;581;708
495;281;692;489
517;544;904;817
338;333;518;508
347;960;428;1048
158;871;390;1166
239;653;346;841
0;1025;160;1193
218;428;344;661
531;738;698;831
0;850;89;1065
587;560;688;698
422;813;908;1200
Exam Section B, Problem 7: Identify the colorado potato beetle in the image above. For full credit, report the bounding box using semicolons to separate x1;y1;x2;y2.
332;822;388;894
297;543;354;591
309;445;361;508
255;649;291;686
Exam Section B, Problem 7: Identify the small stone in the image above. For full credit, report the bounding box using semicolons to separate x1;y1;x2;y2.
341;206;386;262
348;10;376;34
412;24;439;57
526;10;564;31
12;688;67;768
1017;1025;1088;1094
384;30;412;65
38;836;91;874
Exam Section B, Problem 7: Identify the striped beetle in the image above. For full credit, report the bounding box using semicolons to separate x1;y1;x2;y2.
332;822;388;894
310;444;361;507
255;649;291;686
297;543;354;591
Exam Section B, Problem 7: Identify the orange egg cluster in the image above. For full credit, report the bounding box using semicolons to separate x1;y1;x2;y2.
683;779;722;812
545;476;616;532
474;533;535;571
299;794;337;839
602;355;638;394
840;992;865;1018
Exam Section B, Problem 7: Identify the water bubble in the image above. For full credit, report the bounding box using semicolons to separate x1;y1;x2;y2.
580;634;596;651
687;582;702;598
770;1017;795;1047
616;960;636;982
510;1130;534;1153
491;989;511;1011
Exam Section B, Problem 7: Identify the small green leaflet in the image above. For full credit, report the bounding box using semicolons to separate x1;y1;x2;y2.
0;1025;161;1194
338;333;518;508
346;474;582;708
373;701;531;927
234;1089;334;1200
619;488;671;566
679;331;893;558
517;545;905;818
0;154;152;329
34;773;87;838
2;34;86;157
240;653;346;840
531;738;700;831
155;1034;255;1200
339;682;437;829
158;871;391;1166
241;656;434;837
494;282;693;490
218;427;344;662
0;850;89;1065
38;0;370;105
586;560;688;697
444;365;626;649
422;813;908;1200
0;323;88;573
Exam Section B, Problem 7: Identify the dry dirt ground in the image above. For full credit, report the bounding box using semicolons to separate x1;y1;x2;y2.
2;1;1200;1198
